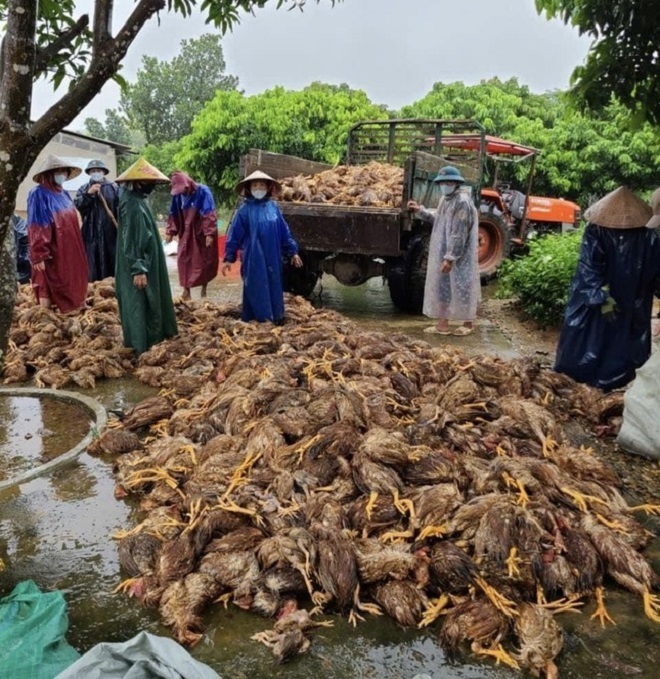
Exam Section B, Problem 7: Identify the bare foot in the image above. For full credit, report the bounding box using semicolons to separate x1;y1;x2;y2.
200;285;207;298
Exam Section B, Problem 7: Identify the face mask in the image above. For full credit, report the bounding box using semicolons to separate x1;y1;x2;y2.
137;183;156;196
54;173;67;186
440;183;457;196
251;189;267;200
89;172;104;182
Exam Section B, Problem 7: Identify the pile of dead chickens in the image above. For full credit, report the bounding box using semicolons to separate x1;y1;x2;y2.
279;162;403;208
4;287;658;674
3;282;134;388
87;296;658;675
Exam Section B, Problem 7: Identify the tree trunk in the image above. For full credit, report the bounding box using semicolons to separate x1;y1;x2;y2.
0;134;43;365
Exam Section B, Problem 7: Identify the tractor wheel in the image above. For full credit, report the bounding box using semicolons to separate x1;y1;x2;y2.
283;252;319;298
387;257;408;311
478;213;511;281
388;234;429;314
407;234;430;314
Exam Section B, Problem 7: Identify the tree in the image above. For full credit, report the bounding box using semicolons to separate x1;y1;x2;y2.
176;82;388;201
121;33;239;145
402;78;660;207
0;0;341;363
535;0;660;125
84;109;132;145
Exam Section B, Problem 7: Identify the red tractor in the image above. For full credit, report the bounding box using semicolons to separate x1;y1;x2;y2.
440;133;581;279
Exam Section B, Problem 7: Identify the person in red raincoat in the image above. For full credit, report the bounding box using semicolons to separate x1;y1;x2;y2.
26;154;89;312
165;170;219;300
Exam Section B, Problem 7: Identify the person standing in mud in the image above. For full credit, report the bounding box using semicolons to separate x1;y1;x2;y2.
74;159;119;281
408;165;480;336
114;157;177;355
554;186;660;391
221;170;303;324
165;170;219;300
26;155;89;312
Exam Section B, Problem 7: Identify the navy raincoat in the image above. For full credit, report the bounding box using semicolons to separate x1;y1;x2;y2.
554;224;660;391
12;214;31;284
74;179;119;281
224;197;299;323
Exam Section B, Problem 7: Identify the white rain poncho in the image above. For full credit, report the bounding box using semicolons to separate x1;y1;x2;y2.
418;190;481;321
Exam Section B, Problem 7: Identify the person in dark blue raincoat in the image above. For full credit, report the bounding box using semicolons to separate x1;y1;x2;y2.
554;186;660;392
74;159;119;281
221;170;302;323
11;213;31;284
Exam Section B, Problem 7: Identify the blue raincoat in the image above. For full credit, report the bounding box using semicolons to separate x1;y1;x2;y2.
224;197;299;323
554;224;660;391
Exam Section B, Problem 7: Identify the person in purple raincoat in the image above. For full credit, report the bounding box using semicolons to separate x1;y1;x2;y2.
221;170;302;323
166;170;219;300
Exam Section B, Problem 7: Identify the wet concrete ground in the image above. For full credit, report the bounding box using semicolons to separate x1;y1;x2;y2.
1;261;658;678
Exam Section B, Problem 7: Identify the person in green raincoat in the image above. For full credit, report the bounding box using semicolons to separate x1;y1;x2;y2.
114;158;177;355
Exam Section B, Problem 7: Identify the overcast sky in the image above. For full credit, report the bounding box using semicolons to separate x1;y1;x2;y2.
30;0;592;129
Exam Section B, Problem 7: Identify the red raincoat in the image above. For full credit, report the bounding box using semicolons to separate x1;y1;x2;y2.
166;172;218;288
27;180;88;313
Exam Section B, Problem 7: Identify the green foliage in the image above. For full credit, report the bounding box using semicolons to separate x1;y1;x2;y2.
120;33;239;145
535;0;660;126
176;82;388;202
497;229;583;328
402;78;660;207
83;109;132;145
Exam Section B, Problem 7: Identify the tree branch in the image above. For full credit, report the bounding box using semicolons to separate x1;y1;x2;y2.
93;0;114;57
30;0;166;146
33;14;90;79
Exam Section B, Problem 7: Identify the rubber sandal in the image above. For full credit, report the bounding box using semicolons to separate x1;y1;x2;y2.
452;326;474;336
424;326;452;335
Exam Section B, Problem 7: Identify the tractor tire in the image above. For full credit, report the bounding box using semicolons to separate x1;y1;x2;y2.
407;234;430;314
478;213;511;281
283;252;319;298
387;257;408;311
388;234;429;314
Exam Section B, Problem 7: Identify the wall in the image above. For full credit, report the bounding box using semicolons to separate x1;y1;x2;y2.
14;132;119;218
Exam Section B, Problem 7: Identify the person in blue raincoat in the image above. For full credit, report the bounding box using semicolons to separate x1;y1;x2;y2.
221;170;302;323
11;213;31;284
554;186;660;392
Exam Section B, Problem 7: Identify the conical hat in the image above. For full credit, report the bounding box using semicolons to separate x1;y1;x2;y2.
32;154;82;182
647;188;660;229
115;157;169;183
235;169;281;195
585;186;652;229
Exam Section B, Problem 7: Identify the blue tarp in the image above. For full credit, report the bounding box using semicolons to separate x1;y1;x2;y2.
0;580;80;679
55;631;221;679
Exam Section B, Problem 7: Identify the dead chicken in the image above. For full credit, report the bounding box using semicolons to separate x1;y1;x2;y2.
159;572;223;646
371;579;428;627
251;606;333;663
86;427;142;457
440;598;516;668
581;513;660;622
498;396;562;457
513;602;564;679
121;395;173;431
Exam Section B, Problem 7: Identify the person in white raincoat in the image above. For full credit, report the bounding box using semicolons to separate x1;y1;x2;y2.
408;165;480;335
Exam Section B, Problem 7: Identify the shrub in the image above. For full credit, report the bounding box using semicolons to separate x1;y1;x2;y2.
496;230;583;328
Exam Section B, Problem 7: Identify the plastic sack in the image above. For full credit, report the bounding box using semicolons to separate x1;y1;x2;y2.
55;630;221;679
0;580;80;679
616;350;660;459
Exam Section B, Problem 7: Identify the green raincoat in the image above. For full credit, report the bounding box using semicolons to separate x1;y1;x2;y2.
115;187;177;355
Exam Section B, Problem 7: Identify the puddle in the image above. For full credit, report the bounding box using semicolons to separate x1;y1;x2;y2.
0;395;92;481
